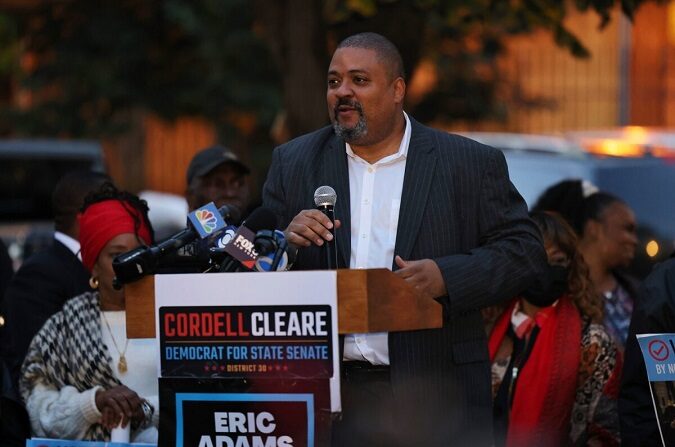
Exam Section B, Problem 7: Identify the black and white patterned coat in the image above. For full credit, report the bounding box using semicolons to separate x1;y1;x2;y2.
20;292;121;440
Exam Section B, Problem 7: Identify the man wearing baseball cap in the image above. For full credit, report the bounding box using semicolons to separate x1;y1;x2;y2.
185;145;251;214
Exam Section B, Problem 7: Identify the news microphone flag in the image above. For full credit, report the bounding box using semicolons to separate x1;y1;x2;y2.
216;225;238;248
188;202;227;239
222;226;259;270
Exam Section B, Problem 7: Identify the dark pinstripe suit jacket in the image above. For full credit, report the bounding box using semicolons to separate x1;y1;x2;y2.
262;117;546;445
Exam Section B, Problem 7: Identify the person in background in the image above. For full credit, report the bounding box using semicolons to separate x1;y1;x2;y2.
619;253;675;446
0;170;109;446
2;171;111;387
0;239;12;303
152;145;252;274
0;240;15;447
533;180;639;349
20;183;158;442
489;211;621;446
0;238;13;367
185;144;251;214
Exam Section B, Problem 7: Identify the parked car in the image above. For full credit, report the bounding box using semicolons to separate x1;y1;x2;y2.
0;139;106;267
460;131;675;278
139;190;189;241
566;126;675;159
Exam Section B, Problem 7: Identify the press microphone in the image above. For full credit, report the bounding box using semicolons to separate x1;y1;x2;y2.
217;207;278;272
112;203;240;287
253;230;296;272
206;225;239;266
314;185;338;270
215;225;239;248
154;223;239;274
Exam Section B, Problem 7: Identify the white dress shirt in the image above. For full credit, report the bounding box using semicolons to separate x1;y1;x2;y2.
342;112;411;365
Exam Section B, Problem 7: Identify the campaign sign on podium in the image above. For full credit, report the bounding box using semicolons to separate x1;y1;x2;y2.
154;272;339;447
159;305;333;379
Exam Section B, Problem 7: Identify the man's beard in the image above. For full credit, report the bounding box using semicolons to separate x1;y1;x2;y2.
332;100;367;143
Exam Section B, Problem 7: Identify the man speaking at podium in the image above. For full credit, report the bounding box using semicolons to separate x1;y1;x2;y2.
263;32;545;446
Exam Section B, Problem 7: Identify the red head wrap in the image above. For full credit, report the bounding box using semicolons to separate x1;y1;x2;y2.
78;199;153;272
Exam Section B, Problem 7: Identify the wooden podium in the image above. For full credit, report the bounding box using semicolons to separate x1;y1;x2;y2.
131;270;442;446
125;269;442;338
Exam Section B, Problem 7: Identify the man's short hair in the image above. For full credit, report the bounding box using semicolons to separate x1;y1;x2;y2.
336;32;405;81
52;170;110;233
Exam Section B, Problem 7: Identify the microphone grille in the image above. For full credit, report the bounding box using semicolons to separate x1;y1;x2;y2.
314;185;337;207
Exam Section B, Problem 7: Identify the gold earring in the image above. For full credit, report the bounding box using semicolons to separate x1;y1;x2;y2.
89;276;99;289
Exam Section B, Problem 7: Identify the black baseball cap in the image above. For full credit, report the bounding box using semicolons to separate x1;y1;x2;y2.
186;145;250;184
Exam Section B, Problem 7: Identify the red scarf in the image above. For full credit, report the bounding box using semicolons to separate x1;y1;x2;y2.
79;199;152;272
488;297;581;447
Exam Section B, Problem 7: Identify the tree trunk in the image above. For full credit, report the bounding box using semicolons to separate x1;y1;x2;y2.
256;0;329;139
101;108;146;193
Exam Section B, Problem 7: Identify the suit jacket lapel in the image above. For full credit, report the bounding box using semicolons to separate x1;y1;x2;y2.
319;137;351;268
394;120;437;264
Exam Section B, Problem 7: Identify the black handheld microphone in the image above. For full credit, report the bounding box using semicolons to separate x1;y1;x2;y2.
314;185;338;270
155;221;242;274
112;204;240;287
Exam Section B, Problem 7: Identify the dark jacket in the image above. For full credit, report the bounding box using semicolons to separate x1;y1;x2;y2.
2;238;91;391
619;256;675;446
262;118;546;445
0;239;12;302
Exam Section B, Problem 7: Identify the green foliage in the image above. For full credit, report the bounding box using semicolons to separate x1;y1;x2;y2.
3;0;280;138
0;13;20;76
322;0;656;123
0;0;661;138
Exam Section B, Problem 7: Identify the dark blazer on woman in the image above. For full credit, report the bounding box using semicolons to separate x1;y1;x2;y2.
262;117;546;445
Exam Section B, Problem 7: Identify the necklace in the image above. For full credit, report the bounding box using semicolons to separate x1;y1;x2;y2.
101;311;129;373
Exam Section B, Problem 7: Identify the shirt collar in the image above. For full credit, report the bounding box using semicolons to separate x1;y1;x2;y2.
54;231;81;260
345;111;411;165
510;300;557;339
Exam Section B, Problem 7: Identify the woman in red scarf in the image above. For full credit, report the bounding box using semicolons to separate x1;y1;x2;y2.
489;211;621;446
20;183;158;442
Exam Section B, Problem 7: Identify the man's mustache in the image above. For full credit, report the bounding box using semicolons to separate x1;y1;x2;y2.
334;99;363;115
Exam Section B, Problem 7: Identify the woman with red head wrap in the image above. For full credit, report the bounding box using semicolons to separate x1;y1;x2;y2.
20;183;159;442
